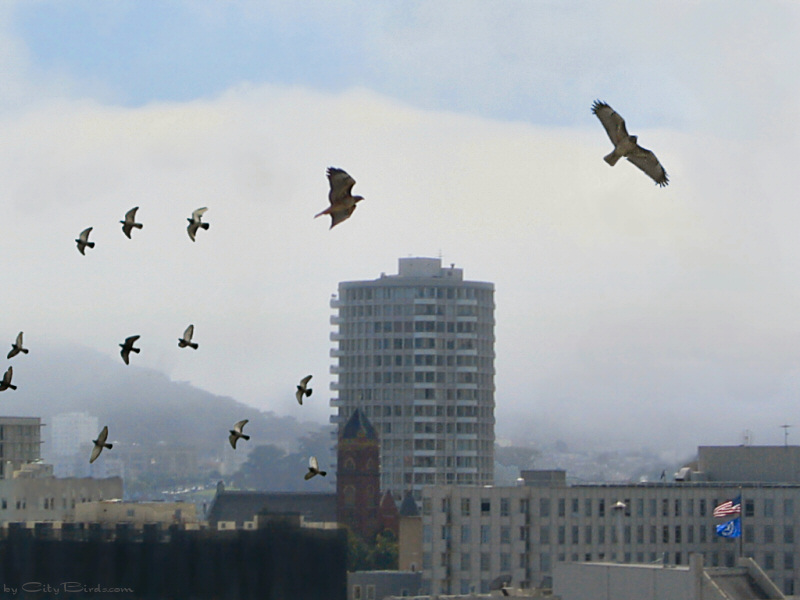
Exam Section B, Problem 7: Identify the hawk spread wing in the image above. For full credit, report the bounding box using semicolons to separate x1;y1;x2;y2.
592;101;629;147
327;168;356;205
627;146;669;187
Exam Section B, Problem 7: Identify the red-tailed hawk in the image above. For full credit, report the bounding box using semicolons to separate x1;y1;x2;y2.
315;167;364;228
592;100;668;187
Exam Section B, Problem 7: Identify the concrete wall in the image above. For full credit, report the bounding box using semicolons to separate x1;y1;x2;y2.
73;500;197;526
553;562;694;600
698;446;800;483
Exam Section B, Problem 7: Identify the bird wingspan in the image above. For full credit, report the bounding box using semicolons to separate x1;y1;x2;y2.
15;332;24;346
191;207;208;221
183;324;194;341
592;100;629;147
234;419;248;433
327;168;356;204
300;375;312;387
626;146;669;187
125;207;139;221
309;456;319;470
89;445;102;463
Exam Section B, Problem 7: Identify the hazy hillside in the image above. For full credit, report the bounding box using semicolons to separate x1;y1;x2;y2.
1;343;323;459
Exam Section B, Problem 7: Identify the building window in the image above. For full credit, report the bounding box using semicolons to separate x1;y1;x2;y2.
500;526;510;544
366;585;375;600
500;498;510;517
785;526;794;544
461;553;471;571
558;498;566;517
662;526;669;543
540;526;549;544
785;499;794;517
764;498;774;517
699;499;707;517
764;552;774;570
585;498;592;517
764;525;774;544
745;500;755;518
540;498;550;518
519;498;529;515
662;499;669;517
785;579;795;596
461;525;471;543
571;526;579;545
785;553;795;571
558;526;565;545
480;553;490;571
480;525;490;544
461;498;471;517
571;498;579;516
481;499;490;514
500;553;510;571
699;525;707;543
353;585;362;600
598;499;605;517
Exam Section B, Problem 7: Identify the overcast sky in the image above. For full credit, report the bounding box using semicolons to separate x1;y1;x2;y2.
1;1;799;459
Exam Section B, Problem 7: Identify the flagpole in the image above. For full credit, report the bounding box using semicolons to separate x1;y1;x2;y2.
738;486;743;559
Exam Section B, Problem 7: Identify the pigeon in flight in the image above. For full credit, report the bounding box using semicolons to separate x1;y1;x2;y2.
7;332;28;359
75;227;95;255
90;426;113;463
119;335;141;365
304;456;327;480
296;375;313;405
187;207;209;241
0;366;16;391
229;420;250;449
314;167;364;229
120;206;143;239
592;100;669;187
178;324;198;349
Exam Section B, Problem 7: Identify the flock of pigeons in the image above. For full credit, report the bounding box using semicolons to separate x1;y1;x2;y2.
2;101;666;476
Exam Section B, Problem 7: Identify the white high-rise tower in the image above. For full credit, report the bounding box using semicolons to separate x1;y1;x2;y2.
330;257;495;500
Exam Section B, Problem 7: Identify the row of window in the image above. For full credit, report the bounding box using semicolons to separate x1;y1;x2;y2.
427;496;796;519
429;522;798;546
337;337;492;354
342;286;492;302
339;387;492;403
340;303;484;317
339;371;492;387
0;496;98;510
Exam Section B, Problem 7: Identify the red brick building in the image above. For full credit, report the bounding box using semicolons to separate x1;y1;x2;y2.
336;408;382;540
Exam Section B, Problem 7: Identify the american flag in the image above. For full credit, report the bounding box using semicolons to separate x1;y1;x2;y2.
713;495;742;518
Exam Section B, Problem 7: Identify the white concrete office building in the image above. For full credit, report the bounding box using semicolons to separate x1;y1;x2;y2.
330;257;495;500
421;449;800;597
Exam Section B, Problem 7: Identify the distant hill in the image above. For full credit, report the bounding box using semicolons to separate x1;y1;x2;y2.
1;343;323;460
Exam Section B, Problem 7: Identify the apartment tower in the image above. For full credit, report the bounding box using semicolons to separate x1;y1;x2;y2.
330;257;495;500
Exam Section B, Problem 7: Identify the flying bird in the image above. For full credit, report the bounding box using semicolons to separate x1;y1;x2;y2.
296;375;313;405
314;167;364;228
120;206;143;239
90;426;112;463
591;100;669;187
229;420;250;449
0;366;16;391
75;227;95;255
178;324;198;349
119;335;141;365
304;456;327;480
7;332;28;359
187;207;209;241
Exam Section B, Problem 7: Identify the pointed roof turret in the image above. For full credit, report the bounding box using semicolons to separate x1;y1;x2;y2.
399;491;419;517
341;407;377;440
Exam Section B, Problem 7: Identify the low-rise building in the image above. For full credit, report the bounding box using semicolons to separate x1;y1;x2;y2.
73;500;197;526
420;446;800;597
553;554;783;600
348;570;423;600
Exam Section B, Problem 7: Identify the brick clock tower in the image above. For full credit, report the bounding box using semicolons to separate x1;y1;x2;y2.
336;408;381;540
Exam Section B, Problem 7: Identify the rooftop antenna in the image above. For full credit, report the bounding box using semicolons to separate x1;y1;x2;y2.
782;424;792;447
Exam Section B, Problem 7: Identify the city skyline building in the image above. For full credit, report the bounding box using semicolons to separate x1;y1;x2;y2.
329;257;495;500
